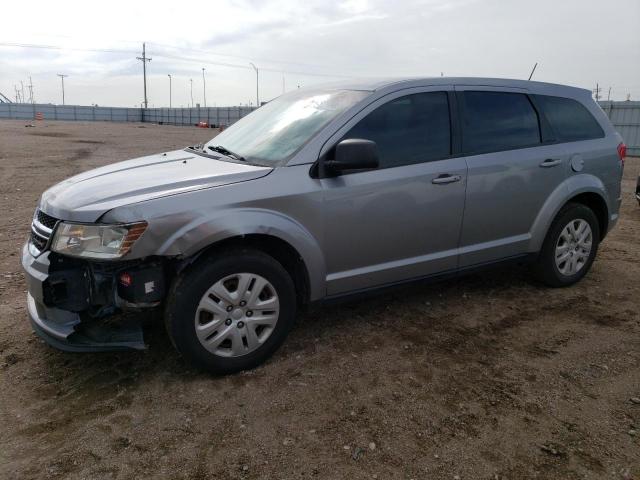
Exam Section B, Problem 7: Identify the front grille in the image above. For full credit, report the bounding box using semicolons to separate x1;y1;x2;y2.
37;210;58;230
30;230;47;251
30;208;59;255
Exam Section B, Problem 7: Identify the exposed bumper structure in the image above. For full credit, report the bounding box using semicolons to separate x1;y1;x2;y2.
22;244;146;352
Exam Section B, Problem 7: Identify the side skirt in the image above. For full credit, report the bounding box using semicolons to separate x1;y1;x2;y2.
317;253;537;307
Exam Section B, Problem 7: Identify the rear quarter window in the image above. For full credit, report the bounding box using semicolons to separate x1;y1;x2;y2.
535;95;604;142
460;91;541;154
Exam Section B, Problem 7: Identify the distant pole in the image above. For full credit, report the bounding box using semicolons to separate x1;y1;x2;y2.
57;74;68;105
595;83;600;101
20;81;25;104
527;62;538;81
29;76;34;103
167;74;172;108
136;43;152;108
202;68;207;108
607;87;611;101
250;62;259;106
189;78;194;107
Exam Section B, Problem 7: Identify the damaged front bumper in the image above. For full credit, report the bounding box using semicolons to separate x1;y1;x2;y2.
22;243;165;352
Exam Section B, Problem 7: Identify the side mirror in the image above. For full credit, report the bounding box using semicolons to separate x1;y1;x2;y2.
324;139;379;174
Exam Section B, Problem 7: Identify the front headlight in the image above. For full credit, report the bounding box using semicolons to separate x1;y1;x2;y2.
51;222;148;259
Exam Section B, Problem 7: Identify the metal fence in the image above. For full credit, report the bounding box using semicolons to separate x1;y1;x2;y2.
143;106;255;126
0;103;255;127
1;100;638;154
599;101;640;156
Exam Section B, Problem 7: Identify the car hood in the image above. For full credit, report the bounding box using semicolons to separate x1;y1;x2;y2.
40;149;272;222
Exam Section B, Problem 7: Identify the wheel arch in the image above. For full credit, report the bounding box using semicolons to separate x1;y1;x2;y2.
565;192;609;240
156;209;326;303
187;233;313;308
529;175;611;252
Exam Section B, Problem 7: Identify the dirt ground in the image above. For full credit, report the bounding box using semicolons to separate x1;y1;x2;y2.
0;119;638;480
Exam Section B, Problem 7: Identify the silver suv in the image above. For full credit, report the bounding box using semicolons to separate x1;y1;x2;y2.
22;78;626;374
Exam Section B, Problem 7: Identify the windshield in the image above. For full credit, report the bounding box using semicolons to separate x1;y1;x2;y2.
204;89;371;166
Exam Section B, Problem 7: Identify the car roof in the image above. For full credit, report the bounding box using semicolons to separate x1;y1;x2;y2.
319;77;592;98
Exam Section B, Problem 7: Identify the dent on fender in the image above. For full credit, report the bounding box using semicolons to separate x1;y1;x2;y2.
141;208;328;300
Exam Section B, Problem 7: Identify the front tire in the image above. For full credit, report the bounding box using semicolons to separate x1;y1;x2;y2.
165;249;296;374
533;203;600;287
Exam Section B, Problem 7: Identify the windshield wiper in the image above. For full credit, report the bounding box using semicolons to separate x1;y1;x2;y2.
207;145;245;161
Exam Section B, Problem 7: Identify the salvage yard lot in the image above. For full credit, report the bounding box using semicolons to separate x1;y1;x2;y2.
0;119;639;479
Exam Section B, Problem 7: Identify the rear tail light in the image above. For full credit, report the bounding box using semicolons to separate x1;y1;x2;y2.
617;142;627;164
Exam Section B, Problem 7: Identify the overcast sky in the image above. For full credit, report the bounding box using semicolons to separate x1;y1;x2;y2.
1;0;638;107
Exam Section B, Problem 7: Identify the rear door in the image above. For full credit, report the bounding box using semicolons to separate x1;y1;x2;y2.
455;87;570;267
533;94;620;216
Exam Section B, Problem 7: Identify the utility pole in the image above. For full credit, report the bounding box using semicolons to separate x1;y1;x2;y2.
202;68;207;107
136;43;152;108
189;78;194;107
594;83;601;101
167;74;172;108
28;76;34;103
607;87;611;101
249;62;259;106
20;81;25;104
57;74;68;105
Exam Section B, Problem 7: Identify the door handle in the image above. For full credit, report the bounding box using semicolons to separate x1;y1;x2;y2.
539;158;562;168
432;174;461;185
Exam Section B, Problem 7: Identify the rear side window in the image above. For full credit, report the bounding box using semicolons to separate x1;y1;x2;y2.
343;91;451;168
461;91;541;154
535;95;604;142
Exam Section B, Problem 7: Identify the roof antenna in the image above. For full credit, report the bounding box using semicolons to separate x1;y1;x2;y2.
528;62;538;81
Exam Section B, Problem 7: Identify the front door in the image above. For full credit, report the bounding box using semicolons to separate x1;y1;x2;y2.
320;90;468;295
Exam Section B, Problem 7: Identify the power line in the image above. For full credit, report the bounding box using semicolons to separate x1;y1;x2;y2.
0;41;363;80
0;41;134;55
146;41;339;72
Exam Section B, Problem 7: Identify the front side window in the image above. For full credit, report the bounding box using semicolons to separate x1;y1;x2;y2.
461;91;541;154
342;91;451;169
204;89;370;166
535;95;604;142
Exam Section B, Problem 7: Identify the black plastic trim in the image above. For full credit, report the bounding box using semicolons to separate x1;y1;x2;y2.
318;253;536;306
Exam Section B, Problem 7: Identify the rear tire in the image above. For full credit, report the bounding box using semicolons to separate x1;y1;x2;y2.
533;203;600;287
165;249;296;374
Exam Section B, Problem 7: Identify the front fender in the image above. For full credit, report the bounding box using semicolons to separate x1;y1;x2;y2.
156;208;326;301
528;174;610;252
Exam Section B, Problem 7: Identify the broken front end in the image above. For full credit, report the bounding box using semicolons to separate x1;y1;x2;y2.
22;209;170;351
